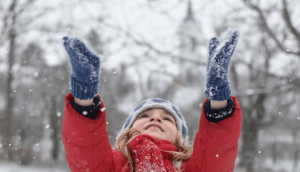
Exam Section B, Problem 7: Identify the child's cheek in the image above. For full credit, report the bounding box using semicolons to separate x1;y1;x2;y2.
132;120;144;132
167;125;178;141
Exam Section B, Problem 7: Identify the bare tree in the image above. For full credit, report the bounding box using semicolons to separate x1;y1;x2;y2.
0;0;69;163
1;0;18;160
225;0;300;171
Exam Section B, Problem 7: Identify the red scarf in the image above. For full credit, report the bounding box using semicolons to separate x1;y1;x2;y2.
129;134;178;172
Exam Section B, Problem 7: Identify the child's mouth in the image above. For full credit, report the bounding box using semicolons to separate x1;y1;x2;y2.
146;126;162;131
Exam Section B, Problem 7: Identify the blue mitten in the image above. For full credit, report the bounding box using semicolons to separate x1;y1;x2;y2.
62;36;101;100
205;29;240;101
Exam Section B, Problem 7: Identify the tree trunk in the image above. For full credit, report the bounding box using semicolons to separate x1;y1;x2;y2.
3;0;17;159
239;109;258;172
239;94;266;172
49;96;60;161
292;134;299;172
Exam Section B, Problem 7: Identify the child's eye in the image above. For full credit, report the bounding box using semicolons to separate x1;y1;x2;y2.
139;114;149;118
164;117;173;122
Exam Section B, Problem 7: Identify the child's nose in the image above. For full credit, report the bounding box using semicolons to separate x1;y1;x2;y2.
150;115;162;123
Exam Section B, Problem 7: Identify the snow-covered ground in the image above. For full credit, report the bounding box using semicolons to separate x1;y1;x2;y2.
0;162;69;172
0;162;243;172
0;160;298;172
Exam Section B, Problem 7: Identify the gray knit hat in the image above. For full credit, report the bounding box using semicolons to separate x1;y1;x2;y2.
117;98;188;142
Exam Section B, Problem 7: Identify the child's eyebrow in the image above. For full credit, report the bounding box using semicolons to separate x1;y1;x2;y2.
163;113;176;121
164;113;173;117
137;112;148;117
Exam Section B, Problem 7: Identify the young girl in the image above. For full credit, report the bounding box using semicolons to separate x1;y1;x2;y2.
62;29;241;172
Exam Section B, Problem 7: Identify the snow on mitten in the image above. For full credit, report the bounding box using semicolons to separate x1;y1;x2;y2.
62;36;101;100
205;29;239;101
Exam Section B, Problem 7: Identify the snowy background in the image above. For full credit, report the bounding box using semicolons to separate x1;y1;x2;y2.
0;0;300;171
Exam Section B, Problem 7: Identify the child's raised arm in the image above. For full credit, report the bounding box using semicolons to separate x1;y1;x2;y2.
187;29;242;171
74;97;93;106
61;37;117;172
210;99;227;109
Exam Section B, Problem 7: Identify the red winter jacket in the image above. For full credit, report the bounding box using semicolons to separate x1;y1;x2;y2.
62;92;242;172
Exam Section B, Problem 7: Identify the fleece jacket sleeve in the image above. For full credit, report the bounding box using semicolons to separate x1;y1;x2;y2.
187;95;242;172
62;92;114;172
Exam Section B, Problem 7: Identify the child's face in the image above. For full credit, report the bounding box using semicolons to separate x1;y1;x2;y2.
131;108;178;144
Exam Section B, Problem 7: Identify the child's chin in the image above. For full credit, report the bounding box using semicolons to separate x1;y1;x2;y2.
146;133;162;141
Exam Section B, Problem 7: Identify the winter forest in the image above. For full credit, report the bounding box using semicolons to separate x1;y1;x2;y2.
0;0;299;171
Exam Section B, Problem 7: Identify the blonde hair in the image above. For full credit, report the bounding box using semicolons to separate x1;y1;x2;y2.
113;128;193;172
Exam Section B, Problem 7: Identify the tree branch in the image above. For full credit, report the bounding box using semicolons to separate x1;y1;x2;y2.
0;0;17;47
282;0;300;41
234;58;300;87
101;21;206;66
234;82;295;97
16;0;36;16
242;0;300;56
